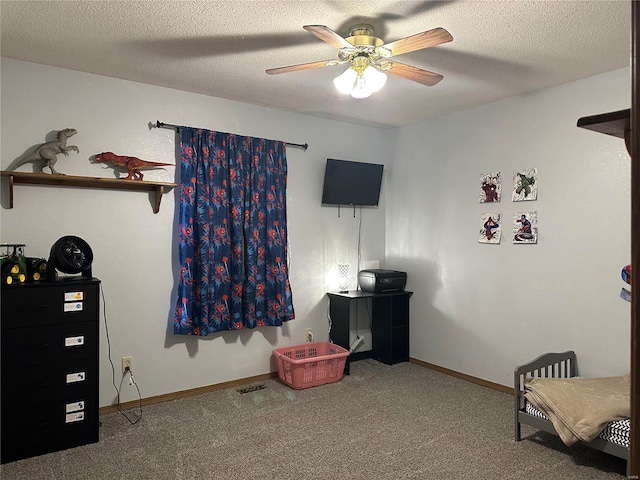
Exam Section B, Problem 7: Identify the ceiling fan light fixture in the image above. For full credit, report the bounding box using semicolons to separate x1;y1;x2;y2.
351;73;372;99
267;25;452;92
363;65;387;93
333;67;357;94
333;65;386;99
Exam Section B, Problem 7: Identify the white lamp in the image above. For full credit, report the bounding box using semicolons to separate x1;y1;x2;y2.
333;56;387;99
337;264;349;293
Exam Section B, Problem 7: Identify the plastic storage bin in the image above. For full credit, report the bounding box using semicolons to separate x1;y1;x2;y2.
273;341;349;389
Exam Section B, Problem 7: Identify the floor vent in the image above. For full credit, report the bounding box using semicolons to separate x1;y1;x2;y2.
237;384;266;394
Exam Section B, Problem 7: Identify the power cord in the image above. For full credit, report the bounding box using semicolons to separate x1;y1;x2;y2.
101;283;143;425
327;297;333;343
119;366;142;424
357;205;363;281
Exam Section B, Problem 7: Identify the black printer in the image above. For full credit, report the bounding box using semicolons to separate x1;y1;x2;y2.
358;269;407;293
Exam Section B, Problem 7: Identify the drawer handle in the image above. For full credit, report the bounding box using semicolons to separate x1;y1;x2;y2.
17;304;50;313
26;343;51;350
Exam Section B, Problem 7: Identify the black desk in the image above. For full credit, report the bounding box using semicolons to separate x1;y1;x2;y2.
327;290;412;374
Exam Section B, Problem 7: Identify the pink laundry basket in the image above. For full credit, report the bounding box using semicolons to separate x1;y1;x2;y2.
273;341;349;389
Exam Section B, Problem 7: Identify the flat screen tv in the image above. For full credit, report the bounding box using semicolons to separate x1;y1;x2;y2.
321;159;384;206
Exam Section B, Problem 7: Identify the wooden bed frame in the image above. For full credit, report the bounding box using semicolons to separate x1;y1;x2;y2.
514;351;629;472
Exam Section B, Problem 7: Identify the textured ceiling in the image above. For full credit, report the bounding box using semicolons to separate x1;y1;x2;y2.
0;1;632;128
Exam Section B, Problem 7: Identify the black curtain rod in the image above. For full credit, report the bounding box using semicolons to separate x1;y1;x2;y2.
155;120;308;151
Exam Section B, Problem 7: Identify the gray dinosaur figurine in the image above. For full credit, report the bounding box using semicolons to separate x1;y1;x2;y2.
11;128;79;175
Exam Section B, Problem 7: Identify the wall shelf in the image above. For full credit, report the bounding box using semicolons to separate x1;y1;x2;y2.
0;171;178;213
577;108;631;154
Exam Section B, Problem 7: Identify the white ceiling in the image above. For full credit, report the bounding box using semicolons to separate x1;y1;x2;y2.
0;1;632;129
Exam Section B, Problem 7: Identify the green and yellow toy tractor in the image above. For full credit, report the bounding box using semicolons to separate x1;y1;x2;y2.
0;244;49;285
1;244;28;285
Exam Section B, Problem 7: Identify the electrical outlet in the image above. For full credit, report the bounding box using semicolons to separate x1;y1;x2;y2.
305;328;313;343
122;356;133;374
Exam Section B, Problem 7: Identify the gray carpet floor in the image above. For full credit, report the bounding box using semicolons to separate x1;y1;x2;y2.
0;360;627;479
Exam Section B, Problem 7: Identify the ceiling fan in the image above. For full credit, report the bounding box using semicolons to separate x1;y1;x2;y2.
266;24;453;97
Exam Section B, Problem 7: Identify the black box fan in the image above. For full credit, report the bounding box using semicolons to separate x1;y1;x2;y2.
46;236;93;281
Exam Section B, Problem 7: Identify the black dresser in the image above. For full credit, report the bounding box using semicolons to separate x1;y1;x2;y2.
1;278;100;463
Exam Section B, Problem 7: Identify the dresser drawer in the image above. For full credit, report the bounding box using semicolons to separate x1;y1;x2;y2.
1;359;97;408
1;281;99;329
1;396;98;463
2;321;98;369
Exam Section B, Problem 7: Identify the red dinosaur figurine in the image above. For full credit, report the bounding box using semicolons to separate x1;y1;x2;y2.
94;151;174;180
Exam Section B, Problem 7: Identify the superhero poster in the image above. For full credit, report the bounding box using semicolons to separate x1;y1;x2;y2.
478;213;501;244
513;211;537;244
512;168;537;201
479;172;501;203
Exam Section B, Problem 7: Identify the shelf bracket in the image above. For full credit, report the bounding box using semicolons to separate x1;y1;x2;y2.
625;129;631;156
7;174;14;209
153;185;165;214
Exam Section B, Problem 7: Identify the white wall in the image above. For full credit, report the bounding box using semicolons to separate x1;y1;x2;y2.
0;58;394;406
2;58;631;404
386;67;631;386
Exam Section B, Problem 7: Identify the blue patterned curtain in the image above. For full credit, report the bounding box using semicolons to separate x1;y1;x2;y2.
174;127;295;335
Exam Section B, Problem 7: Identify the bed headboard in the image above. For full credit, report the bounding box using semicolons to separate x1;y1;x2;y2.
514;351;577;400
515;351;577;382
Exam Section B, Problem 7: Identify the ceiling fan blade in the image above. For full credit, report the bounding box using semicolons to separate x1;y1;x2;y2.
384;61;444;86
381;27;453;56
303;25;353;49
266;59;342;75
